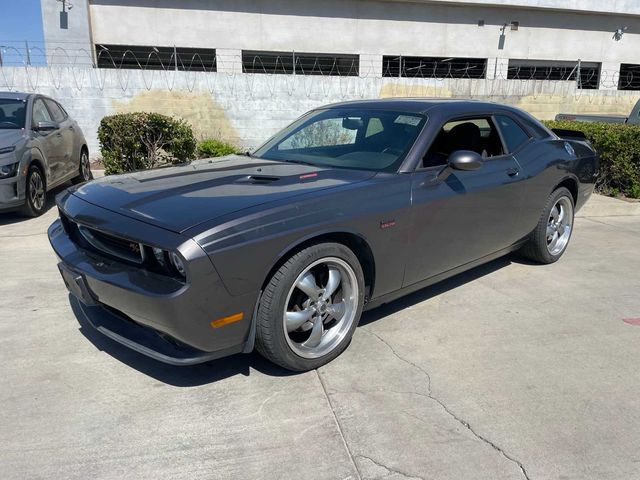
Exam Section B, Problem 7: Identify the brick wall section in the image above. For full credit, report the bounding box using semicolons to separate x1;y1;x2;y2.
2;67;638;157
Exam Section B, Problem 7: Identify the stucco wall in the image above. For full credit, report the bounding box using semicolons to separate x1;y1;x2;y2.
1;66;638;158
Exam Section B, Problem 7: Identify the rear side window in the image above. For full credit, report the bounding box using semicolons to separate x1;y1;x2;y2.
32;99;52;125
495;115;530;152
44;99;67;123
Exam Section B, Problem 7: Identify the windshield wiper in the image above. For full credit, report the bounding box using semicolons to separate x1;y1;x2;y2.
283;159;318;167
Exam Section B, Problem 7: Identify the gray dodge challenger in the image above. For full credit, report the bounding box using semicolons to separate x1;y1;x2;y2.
49;99;598;371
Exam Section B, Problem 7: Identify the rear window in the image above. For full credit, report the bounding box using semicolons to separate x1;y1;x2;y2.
45;99;67;123
495;115;530;152
0;99;27;129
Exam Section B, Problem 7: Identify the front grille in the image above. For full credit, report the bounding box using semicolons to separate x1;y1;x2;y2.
77;225;145;264
60;210;144;265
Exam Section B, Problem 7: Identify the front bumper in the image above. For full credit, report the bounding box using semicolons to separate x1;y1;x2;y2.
0;175;25;211
74;297;244;366
49;192;259;364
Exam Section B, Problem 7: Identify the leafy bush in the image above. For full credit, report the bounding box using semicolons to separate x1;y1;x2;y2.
98;112;197;174
197;139;241;158
543;120;640;198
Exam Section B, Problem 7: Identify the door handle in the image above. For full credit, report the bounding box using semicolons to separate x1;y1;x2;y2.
506;167;519;177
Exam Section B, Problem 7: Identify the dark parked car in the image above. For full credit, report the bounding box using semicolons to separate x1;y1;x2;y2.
49;99;598;371
0;92;91;216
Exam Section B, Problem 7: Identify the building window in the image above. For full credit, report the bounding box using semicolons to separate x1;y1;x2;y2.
95;45;217;72
242;51;359;76
382;56;487;79
507;59;600;89
618;64;640;90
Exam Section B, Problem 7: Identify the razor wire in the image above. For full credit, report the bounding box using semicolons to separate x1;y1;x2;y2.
0;44;637;102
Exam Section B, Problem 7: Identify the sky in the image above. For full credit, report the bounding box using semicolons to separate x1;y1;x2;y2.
0;0;45;65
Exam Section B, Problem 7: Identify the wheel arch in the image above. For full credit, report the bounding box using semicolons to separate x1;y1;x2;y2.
261;230;376;301
553;176;579;206
26;155;47;190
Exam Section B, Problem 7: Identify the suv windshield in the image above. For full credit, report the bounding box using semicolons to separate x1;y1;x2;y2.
253;108;427;172
0;99;27;129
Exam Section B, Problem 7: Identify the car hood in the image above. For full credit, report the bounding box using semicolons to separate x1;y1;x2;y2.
0;129;25;147
70;155;376;233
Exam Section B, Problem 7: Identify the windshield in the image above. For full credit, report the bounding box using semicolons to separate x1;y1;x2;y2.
0;99;27;129
253;108;427;172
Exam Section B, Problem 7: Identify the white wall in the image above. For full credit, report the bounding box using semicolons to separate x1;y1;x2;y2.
88;0;640;64
2;66;638;158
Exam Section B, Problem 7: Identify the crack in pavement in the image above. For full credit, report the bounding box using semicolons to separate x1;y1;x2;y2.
316;369;363;480
364;329;532;480
356;454;425;480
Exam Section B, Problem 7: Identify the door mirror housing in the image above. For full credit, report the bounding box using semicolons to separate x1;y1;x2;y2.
448;150;483;171
35;121;59;132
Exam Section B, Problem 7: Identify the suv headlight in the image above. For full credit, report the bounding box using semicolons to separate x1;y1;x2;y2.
0;162;18;179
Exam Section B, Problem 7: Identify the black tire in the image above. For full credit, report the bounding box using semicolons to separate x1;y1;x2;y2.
255;242;365;371
520;187;575;264
21;165;47;217
71;148;93;185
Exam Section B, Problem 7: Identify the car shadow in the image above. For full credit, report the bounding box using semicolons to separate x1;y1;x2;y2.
358;255;520;326
69;252;526;386
0;184;67;225
69;295;295;387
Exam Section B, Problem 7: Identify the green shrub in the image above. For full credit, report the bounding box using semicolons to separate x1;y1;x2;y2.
98;112;197;175
543;120;640;198
197;139;240;158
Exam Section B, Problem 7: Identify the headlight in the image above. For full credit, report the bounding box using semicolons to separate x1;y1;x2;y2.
148;247;185;279
152;247;167;266
0;162;18;179
0;146;16;155
169;252;186;277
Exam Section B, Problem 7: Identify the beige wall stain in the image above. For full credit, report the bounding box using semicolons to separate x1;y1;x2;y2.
513;94;639;120
379;83;453;98
380;82;639;120
112;91;239;144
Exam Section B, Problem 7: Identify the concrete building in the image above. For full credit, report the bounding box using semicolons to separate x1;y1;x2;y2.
3;0;637;155
40;0;640;90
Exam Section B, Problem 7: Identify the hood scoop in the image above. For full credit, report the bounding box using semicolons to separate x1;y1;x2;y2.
236;175;281;185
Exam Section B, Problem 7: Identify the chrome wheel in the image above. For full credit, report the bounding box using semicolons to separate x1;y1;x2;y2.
29;170;45;211
80;151;91;181
283;257;359;359
546;196;573;255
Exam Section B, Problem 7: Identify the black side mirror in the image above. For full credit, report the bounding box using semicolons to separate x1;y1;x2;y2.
35;121;59;132
448;150;483;171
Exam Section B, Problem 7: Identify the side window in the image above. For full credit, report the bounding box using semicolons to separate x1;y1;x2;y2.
278;117;359;150
495;115;530;152
422;116;504;168
32;98;52;126
45;99;66;123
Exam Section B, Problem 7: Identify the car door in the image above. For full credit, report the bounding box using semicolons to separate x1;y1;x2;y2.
44;99;76;178
403;115;530;287
31;97;65;183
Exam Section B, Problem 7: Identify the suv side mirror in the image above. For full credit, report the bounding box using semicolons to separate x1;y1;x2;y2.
35;121;59;132
448;150;483;171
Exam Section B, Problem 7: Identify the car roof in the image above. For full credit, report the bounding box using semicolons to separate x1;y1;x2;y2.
0;91;32;100
321;98;522;116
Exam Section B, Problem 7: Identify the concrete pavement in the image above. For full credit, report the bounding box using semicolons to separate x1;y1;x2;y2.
1;194;639;480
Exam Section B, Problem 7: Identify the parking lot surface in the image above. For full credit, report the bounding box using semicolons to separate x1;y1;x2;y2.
1;195;639;480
